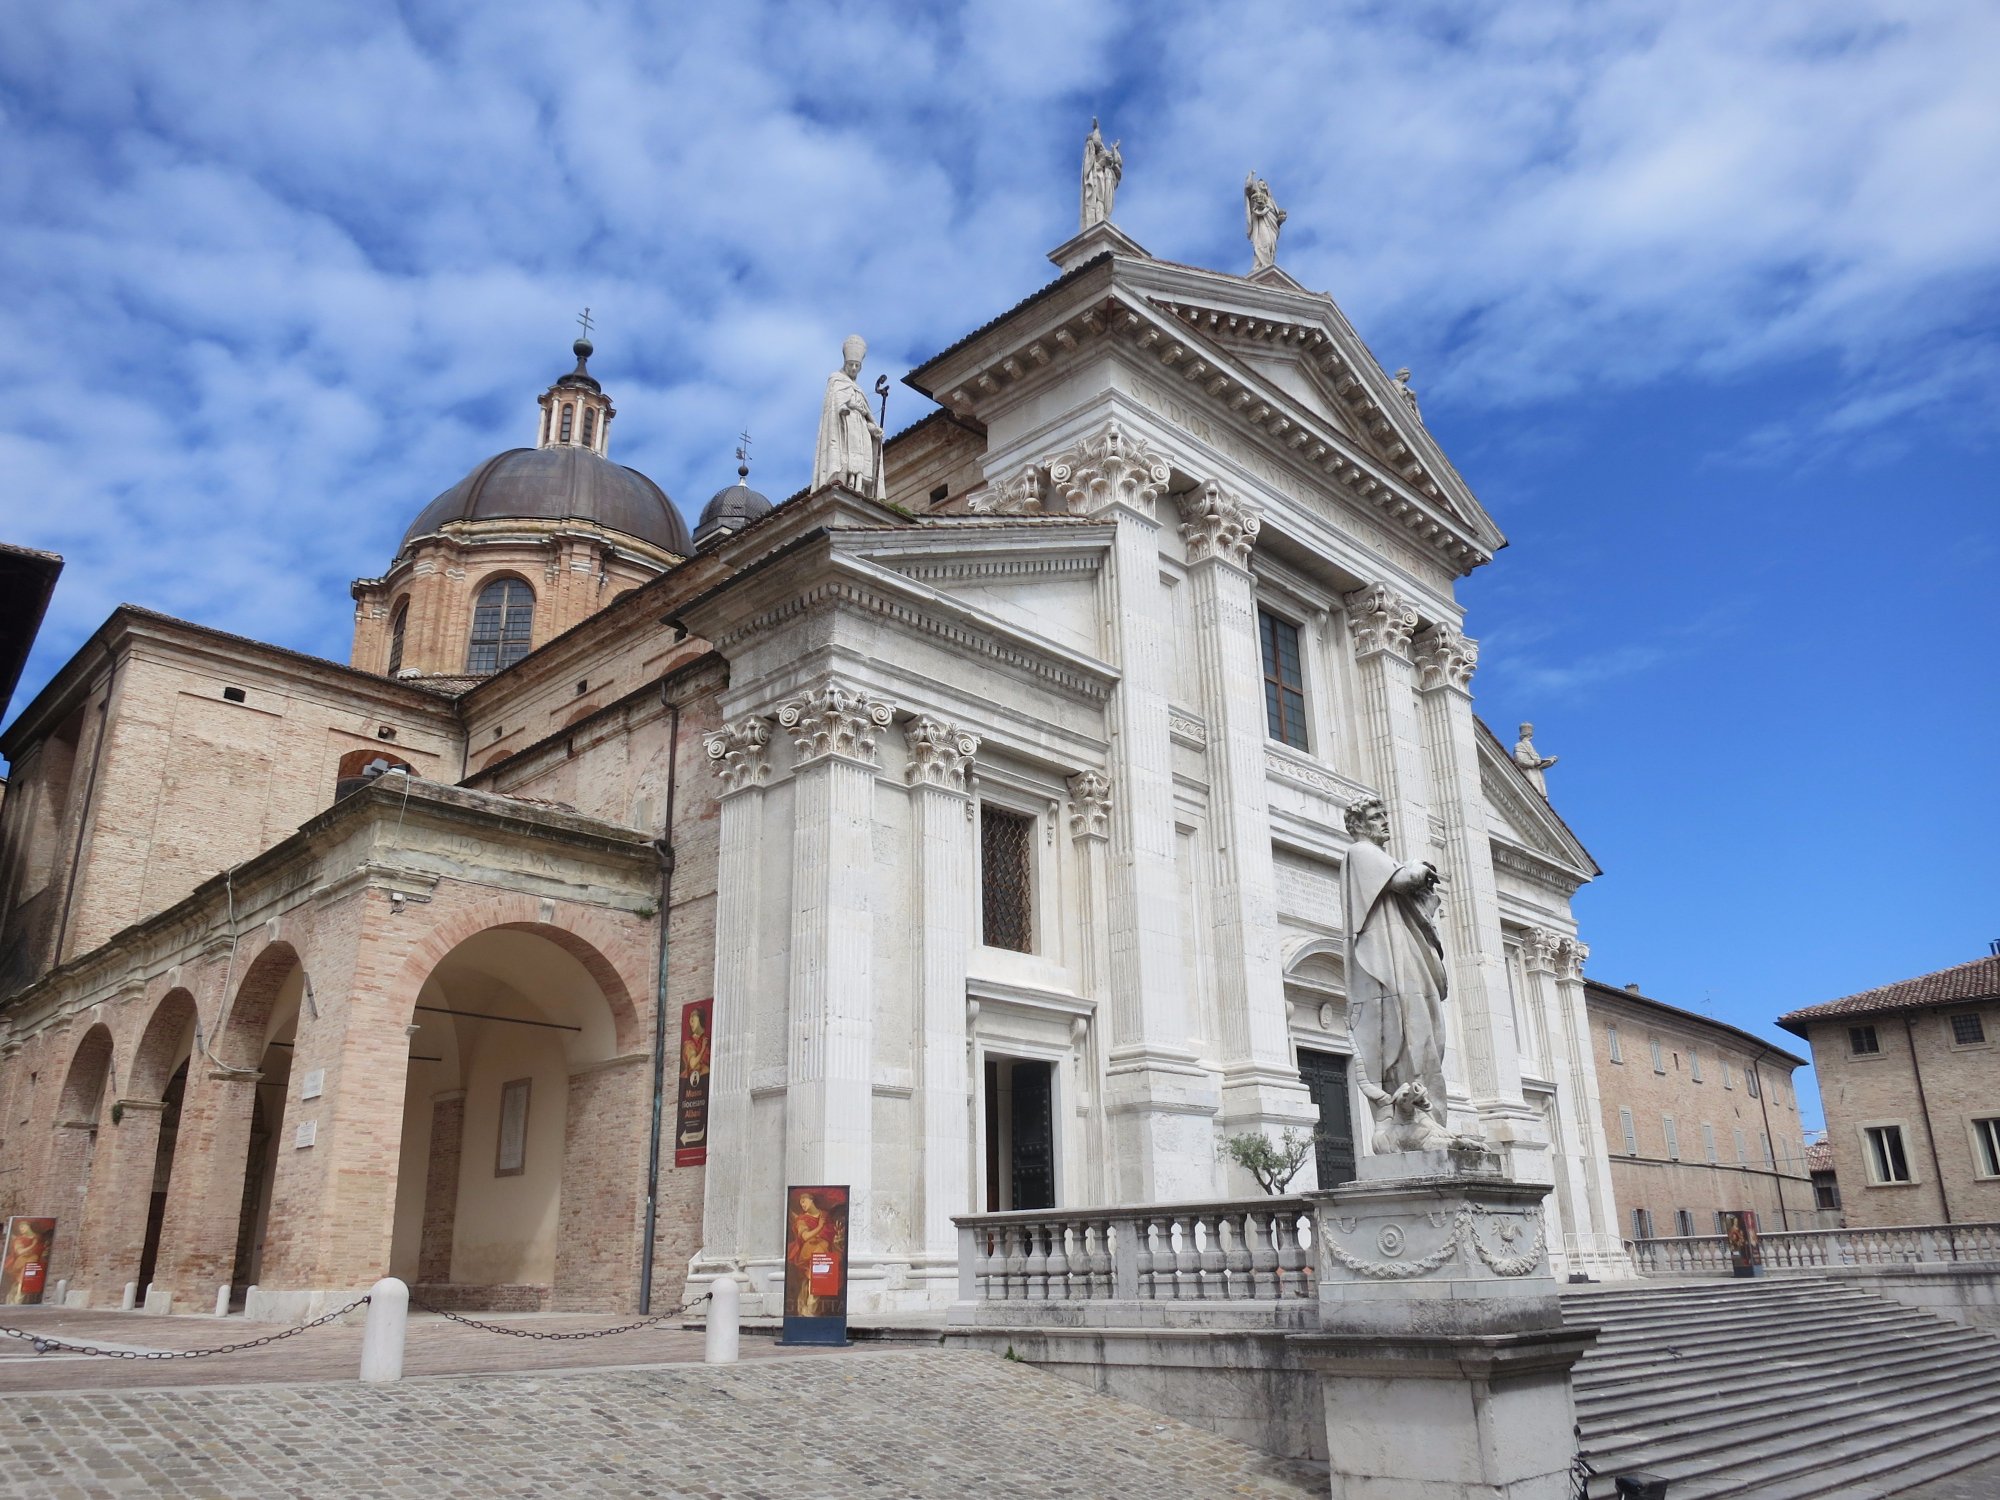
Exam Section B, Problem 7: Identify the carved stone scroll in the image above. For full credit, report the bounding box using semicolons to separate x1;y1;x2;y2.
1413;621;1478;694
704;716;773;794
1344;582;1419;661
776;680;895;767
904;715;980;793
1046;421;1171;519
1176;480;1261;567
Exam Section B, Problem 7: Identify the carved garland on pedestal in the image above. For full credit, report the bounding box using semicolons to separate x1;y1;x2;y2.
1319;1203;1547;1281
1047;421;1172;519
1176;480;1261;566
904;715;980;793
1344;582;1419;660
776;680;896;767
704;716;773;794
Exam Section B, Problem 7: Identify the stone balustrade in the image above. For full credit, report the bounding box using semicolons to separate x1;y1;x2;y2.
955;1197;1316;1305
1628;1220;2000;1276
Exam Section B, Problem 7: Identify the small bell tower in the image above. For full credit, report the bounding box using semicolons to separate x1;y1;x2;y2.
537;309;615;457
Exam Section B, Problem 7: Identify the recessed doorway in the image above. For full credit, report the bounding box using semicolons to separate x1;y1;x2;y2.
983;1056;1055;1211
1297;1048;1357;1189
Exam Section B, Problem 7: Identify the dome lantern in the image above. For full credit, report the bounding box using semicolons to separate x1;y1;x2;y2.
537;312;615;457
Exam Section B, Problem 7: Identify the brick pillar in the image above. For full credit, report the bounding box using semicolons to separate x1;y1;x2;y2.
42;1122;98;1290
75;1099;166;1301
552;1055;647;1311
416;1090;464;1283
152;1068;260;1302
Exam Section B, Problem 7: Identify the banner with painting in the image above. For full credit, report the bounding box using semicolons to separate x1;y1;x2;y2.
674;998;712;1166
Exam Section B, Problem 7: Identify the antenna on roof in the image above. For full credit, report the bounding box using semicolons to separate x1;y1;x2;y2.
735;430;752;484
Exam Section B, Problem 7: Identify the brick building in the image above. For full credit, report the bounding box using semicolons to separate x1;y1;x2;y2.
0;182;1644;1322
1584;978;1817;1237
1779;953;2000;1228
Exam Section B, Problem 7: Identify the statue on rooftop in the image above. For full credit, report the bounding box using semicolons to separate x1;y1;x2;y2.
1393;367;1422;418
1342;797;1454;1153
1513;722;1557;794
1245;172;1287;271
1080;118;1122;230
812;334;885;500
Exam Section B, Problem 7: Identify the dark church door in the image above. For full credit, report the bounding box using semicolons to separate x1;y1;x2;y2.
1010;1060;1055;1210
1298;1049;1356;1188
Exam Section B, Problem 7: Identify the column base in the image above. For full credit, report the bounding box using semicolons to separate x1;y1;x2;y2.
1104;1054;1220;1202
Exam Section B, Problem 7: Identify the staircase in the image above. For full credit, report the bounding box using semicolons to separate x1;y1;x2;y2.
1564;1276;2000;1499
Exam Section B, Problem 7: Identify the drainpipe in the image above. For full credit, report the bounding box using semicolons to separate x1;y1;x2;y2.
1749;1046;1794;1231
637;688;682;1314
1902;1013;1953;1225
52;639;120;965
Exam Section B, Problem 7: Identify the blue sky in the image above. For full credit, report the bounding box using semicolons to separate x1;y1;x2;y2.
3;2;1995;1126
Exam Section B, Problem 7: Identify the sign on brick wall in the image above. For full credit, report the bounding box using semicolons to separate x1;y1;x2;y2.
674;998;712;1166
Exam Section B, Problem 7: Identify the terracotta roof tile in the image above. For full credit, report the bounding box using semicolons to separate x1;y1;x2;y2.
1778;954;2000;1034
1804;1141;1836;1172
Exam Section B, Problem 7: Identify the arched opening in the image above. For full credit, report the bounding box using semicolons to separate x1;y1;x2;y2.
48;1024;114;1288
466;577;535;674
1283;939;1358;1192
389;924;636;1311
221;955;300;1291
128;990;197;1296
386;599;409;676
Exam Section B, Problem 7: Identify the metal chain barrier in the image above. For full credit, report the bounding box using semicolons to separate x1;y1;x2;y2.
406;1290;705;1340
0;1294;372;1360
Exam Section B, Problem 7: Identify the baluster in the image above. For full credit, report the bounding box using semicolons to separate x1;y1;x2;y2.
1002;1224;1027;1299
1135;1216;1160;1300
1172;1214;1200;1300
1219;1210;1253;1299
1022;1221;1049;1299
1045;1222;1071;1297
1247;1208;1279;1299
1090;1217;1114;1298
1274;1211;1306;1297
1194;1212;1226;1299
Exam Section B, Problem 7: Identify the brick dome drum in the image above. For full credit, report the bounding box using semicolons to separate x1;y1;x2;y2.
401;444;692;557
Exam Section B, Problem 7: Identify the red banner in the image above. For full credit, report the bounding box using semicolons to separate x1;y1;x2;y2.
782;1184;849;1320
673;999;713;1167
1;1217;55;1305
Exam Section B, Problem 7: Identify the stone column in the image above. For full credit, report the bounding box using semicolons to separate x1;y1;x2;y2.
1343;582;1430;860
1049;421;1214;1202
1551;936;1623;1270
151;1066;261;1305
697;715;772;1266
1413;623;1539;1165
905;715;978;1268
1176;481;1313;1149
1067;771;1115;1206
777;679;892;1252
416;1089;464;1283
75;1098;166;1303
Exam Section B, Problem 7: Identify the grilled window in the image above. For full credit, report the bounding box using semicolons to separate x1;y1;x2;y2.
1950;1013;1986;1046
1864;1125;1912;1184
1258;609;1308;750
387;600;408;676
980;806;1035;953
467;577;535;673
1849;1025;1880;1056
583;406;598;447
559;403;574;443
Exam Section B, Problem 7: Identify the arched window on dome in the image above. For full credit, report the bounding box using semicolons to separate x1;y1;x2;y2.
467;577;536;673
386;599;409;676
559;404;574;443
582;407;597;448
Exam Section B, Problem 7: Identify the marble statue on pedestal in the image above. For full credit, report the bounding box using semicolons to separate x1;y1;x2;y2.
1244;173;1286;271
1513;721;1557;793
813;334;885;500
1080;119;1122;229
1341;797;1455;1152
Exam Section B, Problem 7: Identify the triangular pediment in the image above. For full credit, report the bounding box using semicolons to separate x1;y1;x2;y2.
1476;718;1598;882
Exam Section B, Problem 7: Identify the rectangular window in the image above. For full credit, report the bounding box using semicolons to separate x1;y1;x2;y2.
1675;1209;1696;1237
1689;1047;1703;1082
980;805;1036;953
495;1078;531;1177
1714;1210;1731;1234
1950;1013;1987;1046
1606;1024;1623;1064
1814;1174;1842;1210
1631;1208;1654;1240
1746;1068;1761;1099
1722;1060;1733;1090
1663;1116;1681;1160
1650;1037;1665;1074
1734;1128;1747;1165
1702;1123;1718;1163
1258;609;1309;750
1972;1118;2000;1179
1619;1107;1638;1156
1864;1125;1913;1184
1850;1025;1880;1056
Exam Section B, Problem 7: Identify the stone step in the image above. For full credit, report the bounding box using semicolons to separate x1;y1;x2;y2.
1578;1338;2000;1440
1575;1311;1986;1387
1810;1428;2000;1500
1584;1358;2000;1474
1562;1284;1873;1329
1576;1300;1926;1356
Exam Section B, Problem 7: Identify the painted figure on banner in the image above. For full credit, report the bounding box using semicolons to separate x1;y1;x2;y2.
812;335;885;500
1340;797;1454;1152
674;999;715;1166
783;1187;848;1318
1245;172;1286;271
0;1217;55;1305
1080;118;1122;229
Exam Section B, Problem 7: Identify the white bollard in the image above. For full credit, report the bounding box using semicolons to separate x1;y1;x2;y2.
704;1277;739;1365
121;1282;137;1311
359;1277;408;1383
214;1284;231;1317
53;1278;67;1305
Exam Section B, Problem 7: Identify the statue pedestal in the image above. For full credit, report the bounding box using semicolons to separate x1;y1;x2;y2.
1301;1151;1594;1499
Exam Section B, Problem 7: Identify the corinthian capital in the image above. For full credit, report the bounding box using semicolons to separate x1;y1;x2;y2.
776;679;896;767
1519;926;1562;974
1413;621;1479;693
904;715;980;793
1344;583;1418;660
704;716;773;795
966;463;1045;516
1556;937;1589;982
1046;420;1171;519
1176;480;1261;567
1066;768;1114;840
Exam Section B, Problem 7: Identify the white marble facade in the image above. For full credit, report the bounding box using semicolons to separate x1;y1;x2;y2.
686;227;1630;1313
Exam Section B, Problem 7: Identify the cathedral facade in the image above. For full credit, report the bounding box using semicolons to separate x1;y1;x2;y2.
0;193;1627;1322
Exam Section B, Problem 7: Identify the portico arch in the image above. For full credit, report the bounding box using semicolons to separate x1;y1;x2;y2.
388;921;645;1311
46;1024;114;1288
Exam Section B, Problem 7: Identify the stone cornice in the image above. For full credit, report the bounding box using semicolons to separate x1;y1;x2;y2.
1489;837;1588;898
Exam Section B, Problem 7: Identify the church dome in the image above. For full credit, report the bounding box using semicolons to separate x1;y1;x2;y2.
401;445;692;556
694;469;773;549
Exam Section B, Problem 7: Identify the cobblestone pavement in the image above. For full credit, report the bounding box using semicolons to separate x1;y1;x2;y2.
0;1348;1322;1498
0;1304;823;1394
